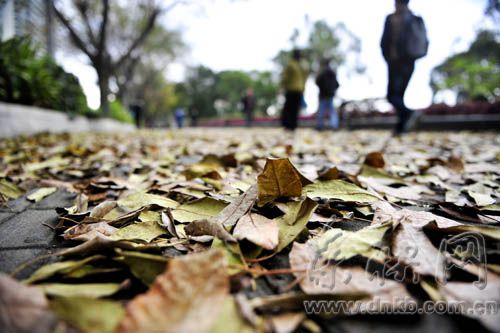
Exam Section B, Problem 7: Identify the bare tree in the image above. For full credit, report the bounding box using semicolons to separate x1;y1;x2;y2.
52;0;182;115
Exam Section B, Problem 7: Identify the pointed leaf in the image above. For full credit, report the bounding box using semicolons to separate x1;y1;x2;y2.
258;158;311;205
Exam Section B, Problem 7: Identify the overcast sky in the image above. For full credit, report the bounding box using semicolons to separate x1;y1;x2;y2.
60;0;488;112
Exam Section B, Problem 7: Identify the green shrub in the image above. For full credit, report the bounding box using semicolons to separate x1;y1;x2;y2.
108;100;134;124
0;37;90;115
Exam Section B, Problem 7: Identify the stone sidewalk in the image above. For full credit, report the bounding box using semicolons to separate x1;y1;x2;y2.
0;190;76;279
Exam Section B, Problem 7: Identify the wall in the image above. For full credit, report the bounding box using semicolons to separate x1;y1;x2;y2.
0;102;135;138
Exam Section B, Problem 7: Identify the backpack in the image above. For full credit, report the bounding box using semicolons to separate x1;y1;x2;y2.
401;14;429;60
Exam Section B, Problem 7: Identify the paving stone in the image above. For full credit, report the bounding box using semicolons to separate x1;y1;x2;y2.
0;196;32;213
0;211;14;224
0;209;58;248
32;189;76;210
0;247;60;280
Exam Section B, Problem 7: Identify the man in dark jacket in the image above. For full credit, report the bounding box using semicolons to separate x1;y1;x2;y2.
241;88;256;127
381;0;421;134
315;59;340;130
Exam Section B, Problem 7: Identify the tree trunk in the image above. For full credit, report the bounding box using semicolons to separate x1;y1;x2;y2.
98;71;110;117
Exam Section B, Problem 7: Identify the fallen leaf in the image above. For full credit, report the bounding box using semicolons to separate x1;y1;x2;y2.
116;249;229;333
468;190;496;207
359;165;405;185
363;151;385;168
315;223;390;261
268;312;305;333
303;180;380;203
109;219;166;243
376;209;462;229
318;167;339;181
160;209;179;237
233;213;279;250
27;187;57;202
50;296;124;333
258;158;311;205
392;222;446;281
117;192;178;210
171;197;227;223
114;249;168;286
439;281;500;332
89;200;118;218
249;293;367;314
63;266;122;279
209;297;257;333
289;242;412;311
216;184;258;228
276;198;318;253
0;273;57;333
38;281;127;298
427;223;500;241
185;219;236;243
64;222;118;241
360;178;424;201
24;255;105;284
0;178;23;200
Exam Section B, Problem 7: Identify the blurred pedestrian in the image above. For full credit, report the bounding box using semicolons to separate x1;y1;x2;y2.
381;0;428;135
241;88;256;127
189;107;199;127
130;103;143;128
280;49;308;131
175;107;185;128
315;59;340;130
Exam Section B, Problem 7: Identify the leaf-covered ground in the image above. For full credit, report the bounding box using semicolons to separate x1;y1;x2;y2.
0;129;499;333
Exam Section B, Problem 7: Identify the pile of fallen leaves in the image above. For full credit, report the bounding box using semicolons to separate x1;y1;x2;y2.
0;129;499;333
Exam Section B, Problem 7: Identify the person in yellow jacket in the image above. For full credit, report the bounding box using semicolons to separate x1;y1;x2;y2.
280;49;308;131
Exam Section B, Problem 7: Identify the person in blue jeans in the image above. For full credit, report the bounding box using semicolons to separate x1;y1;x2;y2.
315;59;339;130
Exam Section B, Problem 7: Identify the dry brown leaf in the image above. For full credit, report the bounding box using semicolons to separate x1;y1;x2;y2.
64;222;118;241
0;273;58;333
289;242;410;304
185;219;237;243
233;213;279;250
364;151;385;168
215;185;258;228
117;249;229;333
257;158;311;205
318;167;339;181
392;222;446;281
160;209;179;238
446;156;465;173
373;209;462;229
439;281;500;332
89;200;117;218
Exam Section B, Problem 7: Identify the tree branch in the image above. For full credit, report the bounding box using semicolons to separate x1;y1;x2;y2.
74;0;98;51
113;8;161;71
52;1;95;61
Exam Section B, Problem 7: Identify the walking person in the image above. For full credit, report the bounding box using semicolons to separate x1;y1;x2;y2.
174;107;185;128
280;49;308;131
315;59;340;130
241;88;256;127
381;0;428;135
